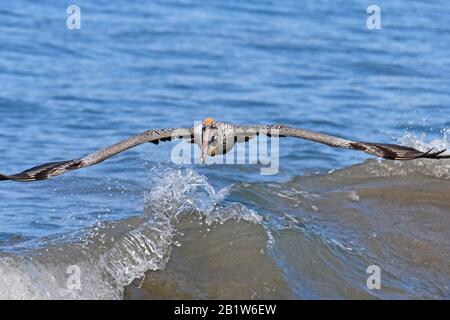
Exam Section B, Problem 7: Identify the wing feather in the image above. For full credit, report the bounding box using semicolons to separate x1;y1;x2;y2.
237;124;450;160
0;127;194;182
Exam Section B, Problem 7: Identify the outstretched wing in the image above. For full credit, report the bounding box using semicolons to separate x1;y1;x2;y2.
235;124;450;160
0;127;194;182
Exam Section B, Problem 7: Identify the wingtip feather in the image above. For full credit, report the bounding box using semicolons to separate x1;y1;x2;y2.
0;159;83;182
352;142;450;160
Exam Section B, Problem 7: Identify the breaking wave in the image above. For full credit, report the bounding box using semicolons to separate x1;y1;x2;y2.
0;132;449;299
0;168;267;299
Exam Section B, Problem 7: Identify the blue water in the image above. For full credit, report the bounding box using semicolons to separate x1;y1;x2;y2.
0;1;449;299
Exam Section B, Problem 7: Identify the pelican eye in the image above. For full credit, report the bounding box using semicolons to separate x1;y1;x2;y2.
209;135;218;144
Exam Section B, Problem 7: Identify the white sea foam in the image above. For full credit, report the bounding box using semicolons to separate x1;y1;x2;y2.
0;168;267;299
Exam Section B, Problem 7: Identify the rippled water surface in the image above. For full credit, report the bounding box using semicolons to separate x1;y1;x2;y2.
0;1;449;299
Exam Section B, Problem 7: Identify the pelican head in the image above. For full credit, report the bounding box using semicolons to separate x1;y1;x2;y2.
201;117;219;162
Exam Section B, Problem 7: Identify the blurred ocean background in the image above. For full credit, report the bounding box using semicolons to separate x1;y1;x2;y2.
0;0;449;299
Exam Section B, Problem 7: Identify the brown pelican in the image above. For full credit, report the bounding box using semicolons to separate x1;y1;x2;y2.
0;117;448;182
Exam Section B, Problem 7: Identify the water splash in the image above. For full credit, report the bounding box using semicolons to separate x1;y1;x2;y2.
0;167;269;299
396;129;450;152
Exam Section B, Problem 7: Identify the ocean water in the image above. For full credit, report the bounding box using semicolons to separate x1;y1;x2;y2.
0;0;449;299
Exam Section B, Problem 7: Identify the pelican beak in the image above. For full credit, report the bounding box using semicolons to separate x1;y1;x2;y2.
201;127;211;163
